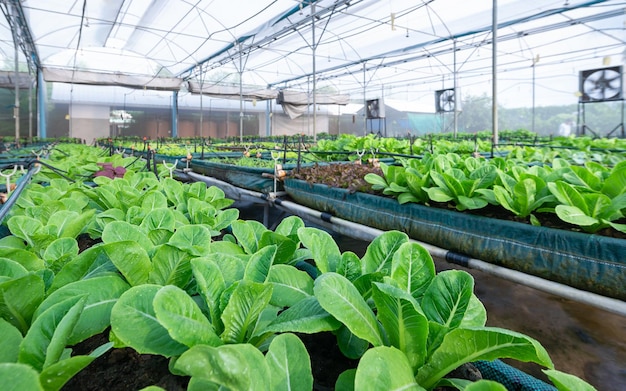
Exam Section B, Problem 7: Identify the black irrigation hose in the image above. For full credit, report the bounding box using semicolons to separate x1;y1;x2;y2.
124;154;145;169
33;160;76;182
0;159;36;170
49;147;71;157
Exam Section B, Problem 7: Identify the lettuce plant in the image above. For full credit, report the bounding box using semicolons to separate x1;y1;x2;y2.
490;170;556;224
174;333;313;390
548;180;626;233
365;161;431;204
93;162;126;179
424;155;497;211
266;228;594;390
5;179;95;259
0;273;115;390
106;220;321;354
84;174;238;239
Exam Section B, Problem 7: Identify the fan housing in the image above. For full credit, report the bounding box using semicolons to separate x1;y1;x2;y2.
366;98;385;118
435;89;458;112
579;66;623;103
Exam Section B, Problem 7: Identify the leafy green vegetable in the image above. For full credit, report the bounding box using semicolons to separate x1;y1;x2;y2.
548;180;626;233
0;273;45;334
491;172;556;221
153;285;222;348
111;284;188;357
33;275;129;345
426;158;496;211
314;273;384;347
175;332;314;390
354;346;423;391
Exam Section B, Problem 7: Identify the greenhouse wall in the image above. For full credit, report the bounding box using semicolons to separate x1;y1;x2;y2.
0;86;37;140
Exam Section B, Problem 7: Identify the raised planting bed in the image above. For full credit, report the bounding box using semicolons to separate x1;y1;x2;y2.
188;158;393;194
284;177;626;301
189;158;284;193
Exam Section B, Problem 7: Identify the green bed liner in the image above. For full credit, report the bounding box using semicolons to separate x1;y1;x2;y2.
284;179;626;300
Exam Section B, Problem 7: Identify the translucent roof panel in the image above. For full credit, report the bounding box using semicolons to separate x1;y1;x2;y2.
0;0;623;107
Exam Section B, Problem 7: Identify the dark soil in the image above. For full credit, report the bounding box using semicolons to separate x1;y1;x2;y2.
62;331;358;391
298;332;360;391
290;161;382;195
62;331;189;391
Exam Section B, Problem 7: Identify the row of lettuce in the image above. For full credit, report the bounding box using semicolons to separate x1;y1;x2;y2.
0;144;595;391
366;153;626;234
100;131;626;167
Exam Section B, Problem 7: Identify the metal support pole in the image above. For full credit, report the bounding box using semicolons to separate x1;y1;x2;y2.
532;59;535;133
171;90;178;137
492;0;499;145
265;99;271;137
311;3;317;142
199;68;203;139
363;63;367;136
453;39;458;138
28;75;33;141
239;41;244;143
532;62;536;133
12;13;20;147
37;70;46;138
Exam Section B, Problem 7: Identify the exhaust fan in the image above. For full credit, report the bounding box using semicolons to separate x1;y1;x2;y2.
579;66;623;103
435;88;458;112
366;98;385;118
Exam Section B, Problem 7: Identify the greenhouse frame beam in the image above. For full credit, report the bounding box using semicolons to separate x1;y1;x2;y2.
179;0;357;80
268;0;614;88
0;0;39;73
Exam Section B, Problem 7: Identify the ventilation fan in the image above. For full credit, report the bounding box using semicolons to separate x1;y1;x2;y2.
366;98;385;118
579;66;623;103
435;89;457;112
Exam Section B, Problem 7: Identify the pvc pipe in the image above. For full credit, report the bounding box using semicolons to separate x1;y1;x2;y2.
271;198;626;318
183;170;286;204
183;171;626;318
0;164;36;224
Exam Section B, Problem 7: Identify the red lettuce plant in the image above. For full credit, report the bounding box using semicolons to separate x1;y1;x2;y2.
94;162;127;179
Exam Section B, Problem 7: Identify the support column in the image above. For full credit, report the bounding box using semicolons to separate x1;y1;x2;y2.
38;70;46;138
363;63;367;136
265;99;272;137
453;39;458;138
239;41;244;143
12;15;20;146
311;2;317;141
492;0;499;145
171;90;178;138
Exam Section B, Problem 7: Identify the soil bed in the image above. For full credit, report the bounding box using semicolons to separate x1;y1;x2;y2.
289;162;626;240
63;331;357;391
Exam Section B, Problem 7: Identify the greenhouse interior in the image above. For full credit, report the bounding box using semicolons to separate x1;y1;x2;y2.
0;1;624;391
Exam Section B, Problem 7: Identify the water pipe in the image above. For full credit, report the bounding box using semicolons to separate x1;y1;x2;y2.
269;197;626;318
0;163;38;224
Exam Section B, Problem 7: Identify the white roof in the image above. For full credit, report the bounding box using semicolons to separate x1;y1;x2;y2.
1;0;622;108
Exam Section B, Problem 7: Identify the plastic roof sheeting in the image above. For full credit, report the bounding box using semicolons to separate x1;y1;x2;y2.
187;81;278;100
42;67;182;90
1;0;624;107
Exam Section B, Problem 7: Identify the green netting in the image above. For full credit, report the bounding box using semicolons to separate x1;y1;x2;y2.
190;159;279;193
473;360;557;391
284;179;626;300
